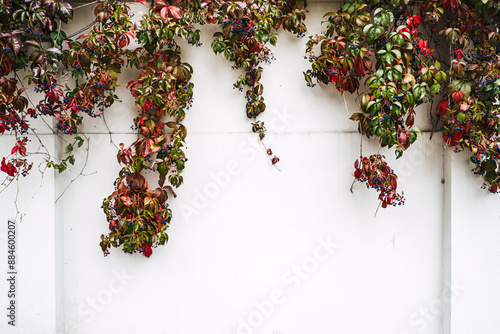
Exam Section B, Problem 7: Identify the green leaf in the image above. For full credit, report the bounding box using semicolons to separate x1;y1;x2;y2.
392;49;401;59
482;159;496;172
363;24;373;35
350;112;365;121
457;112;467;124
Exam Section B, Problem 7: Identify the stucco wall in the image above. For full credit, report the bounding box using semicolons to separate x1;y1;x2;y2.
0;2;499;334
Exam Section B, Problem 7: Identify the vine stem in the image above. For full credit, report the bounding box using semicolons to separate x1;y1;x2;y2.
260;140;281;172
53;19;62;48
0;175;16;194
14;174;21;221
343;94;350;116
66;18;98;39
72;1;98;11
55;132;95;203
15;72;57;136
6;141;49;222
102;113;119;150
351;133;363;193
374;201;382;218
359;132;363;157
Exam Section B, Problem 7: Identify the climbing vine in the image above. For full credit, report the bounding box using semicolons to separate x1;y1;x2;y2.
211;0;307;145
305;0;500;206
2;0;500;257
101;0;308;257
100;0;198;257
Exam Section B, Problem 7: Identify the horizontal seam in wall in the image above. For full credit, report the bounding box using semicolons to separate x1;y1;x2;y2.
56;129;441;135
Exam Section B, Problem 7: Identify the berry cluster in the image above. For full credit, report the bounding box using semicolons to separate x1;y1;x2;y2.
354;155;405;208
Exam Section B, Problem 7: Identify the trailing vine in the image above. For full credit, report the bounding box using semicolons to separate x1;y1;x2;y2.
100;0;199;257
354;154;405;211
0;0;74;180
2;0;500;258
211;0;307;162
100;0;309;257
305;0;500;206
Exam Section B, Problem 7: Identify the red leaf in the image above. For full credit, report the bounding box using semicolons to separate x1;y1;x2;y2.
18;145;26;156
354;169;362;179
168;6;182;19
452;130;463;140
329;73;339;83
443;132;457;146
267;148;272;155
399;132;407;143
1;158;7;173
1;158;17;176
160;6;168;19
438;99;449;117
143;244;152;258
11;146;18;155
127;172;146;190
152;187;162;198
48;89;59;103
121;196;132;206
363;57;373;72
134;0;147;5
405;113;414;128
451;90;464;103
390;177;397;189
127;80;137;89
117;181;127;195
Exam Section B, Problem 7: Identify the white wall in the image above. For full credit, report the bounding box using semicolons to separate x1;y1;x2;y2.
0;2;499;334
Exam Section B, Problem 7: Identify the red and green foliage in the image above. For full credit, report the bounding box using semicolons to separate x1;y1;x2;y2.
100;48;193;257
3;0;500;257
306;0;500;203
354;154;404;209
101;0;195;257
211;0;307;145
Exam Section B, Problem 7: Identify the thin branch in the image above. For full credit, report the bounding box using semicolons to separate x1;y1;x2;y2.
53;19;62;48
374;201;382;218
260;140;281;172
17;161;49;222
15;72;57;136
359;132;363;157
72;1;98;11
102;112;119;150
0;175;16;194
67;18;98;39
343;94;350;116
14;174;22;221
55;133;94;203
